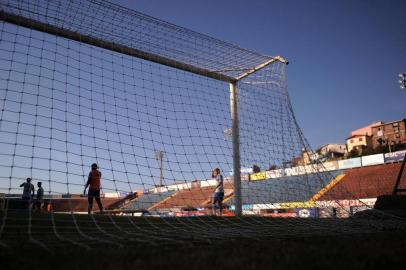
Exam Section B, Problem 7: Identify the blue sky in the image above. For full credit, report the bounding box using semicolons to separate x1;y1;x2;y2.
113;0;406;148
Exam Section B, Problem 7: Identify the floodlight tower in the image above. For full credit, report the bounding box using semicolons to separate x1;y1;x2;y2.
399;73;406;89
155;150;165;187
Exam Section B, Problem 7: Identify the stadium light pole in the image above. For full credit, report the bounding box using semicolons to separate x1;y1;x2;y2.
399;72;406;89
224;128;232;140
230;82;242;217
155;150;165;187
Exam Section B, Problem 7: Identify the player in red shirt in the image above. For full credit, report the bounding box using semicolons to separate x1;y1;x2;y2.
83;163;104;214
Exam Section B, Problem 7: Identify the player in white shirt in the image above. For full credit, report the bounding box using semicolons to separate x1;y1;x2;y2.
211;168;224;216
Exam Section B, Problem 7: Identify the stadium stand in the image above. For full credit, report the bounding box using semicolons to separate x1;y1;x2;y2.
104;192;138;210
122;190;176;211
230;170;343;205
310;174;346;201
153;187;214;210
152;186;232;210
318;163;406;201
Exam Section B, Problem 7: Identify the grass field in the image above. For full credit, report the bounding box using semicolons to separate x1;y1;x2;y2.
1;210;406;269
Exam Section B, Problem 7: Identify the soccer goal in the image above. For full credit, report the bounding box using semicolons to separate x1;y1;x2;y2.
0;0;405;250
0;0;291;214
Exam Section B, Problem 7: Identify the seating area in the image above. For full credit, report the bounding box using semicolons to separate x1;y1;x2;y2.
122;190;176;211
151;181;234;210
130;171;343;211
229;170;343;205
152;186;214;210
317;163;406;201
18;163;403;213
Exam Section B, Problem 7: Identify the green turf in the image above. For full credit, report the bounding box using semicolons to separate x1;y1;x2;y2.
1;210;406;269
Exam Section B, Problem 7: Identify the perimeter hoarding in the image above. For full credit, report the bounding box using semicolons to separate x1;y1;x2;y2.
384;150;406;163
229;204;253;211
338;157;362;169
249;172;267;181
252;201;316;210
266;169;283;179
295;208;318;218
315;198;376;208
320;161;339;171
361;154;384;166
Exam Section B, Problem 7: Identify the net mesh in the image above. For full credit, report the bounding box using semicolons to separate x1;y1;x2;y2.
0;0;405;250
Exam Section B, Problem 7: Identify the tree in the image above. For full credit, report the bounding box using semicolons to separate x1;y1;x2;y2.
252;165;261;173
268;165;278;170
392;142;406;152
348;148;360;158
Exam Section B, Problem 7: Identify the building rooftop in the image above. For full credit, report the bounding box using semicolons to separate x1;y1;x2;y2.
373;119;405;127
346;134;372;140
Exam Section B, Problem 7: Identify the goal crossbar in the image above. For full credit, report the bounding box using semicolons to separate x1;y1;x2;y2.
0;11;236;83
0;1;287;83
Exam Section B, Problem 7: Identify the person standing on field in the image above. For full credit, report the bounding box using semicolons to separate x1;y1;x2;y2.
84;163;104;214
33;182;44;212
211;168;224;216
20;177;35;210
20;177;35;201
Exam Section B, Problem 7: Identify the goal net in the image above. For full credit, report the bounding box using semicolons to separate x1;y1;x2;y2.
0;0;405;250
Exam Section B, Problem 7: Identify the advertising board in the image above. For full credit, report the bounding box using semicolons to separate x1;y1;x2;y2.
263;212;297;218
338;157;362;169
361;154;384;166
266;169;282;179
384;150;406;163
315;198;376;208
321;161;339;171
295;208;318;218
229;204;253;211
249;171;267;181
279;201;315;209
252;203;279;210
